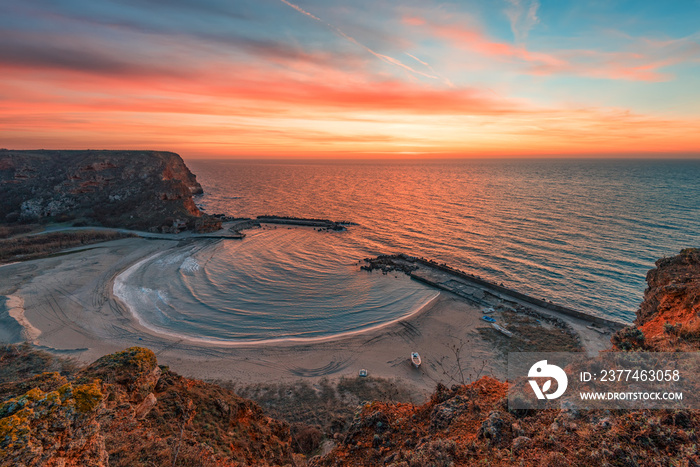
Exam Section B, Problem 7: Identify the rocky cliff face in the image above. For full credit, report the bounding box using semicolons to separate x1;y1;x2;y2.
613;248;700;351
0;150;218;232
0;347;301;467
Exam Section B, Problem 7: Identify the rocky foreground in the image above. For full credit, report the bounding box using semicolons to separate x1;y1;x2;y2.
0;150;220;232
1;248;699;466
0;347;302;466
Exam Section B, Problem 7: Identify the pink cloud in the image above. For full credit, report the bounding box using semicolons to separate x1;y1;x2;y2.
411;19;699;82
402;16;426;26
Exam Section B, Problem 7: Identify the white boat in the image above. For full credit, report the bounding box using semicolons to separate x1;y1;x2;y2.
410;352;422;368
491;323;513;338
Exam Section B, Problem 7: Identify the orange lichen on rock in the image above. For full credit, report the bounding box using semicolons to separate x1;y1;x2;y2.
311;377;511;466
0;380;107;465
613;248;700;351
73;380;104;413
0;345;300;467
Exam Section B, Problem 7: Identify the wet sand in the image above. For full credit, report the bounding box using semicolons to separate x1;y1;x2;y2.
0;234;606;398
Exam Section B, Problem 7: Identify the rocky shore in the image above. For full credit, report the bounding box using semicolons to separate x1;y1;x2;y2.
226;216;353;238
361;253;623;353
0;150;356;245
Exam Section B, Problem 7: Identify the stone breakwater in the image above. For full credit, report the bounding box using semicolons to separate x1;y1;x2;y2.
226;216;354;238
362;254;626;339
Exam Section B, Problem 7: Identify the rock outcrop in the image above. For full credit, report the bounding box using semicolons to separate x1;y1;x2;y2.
0;150;220;232
613;247;700;351
0;347;301;467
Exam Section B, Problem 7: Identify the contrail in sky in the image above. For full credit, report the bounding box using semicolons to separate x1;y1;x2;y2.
405;52;454;87
405;52;430;67
278;0;444;82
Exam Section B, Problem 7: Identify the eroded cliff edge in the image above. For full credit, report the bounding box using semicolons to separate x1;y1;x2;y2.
612;247;700;352
0;149;220;232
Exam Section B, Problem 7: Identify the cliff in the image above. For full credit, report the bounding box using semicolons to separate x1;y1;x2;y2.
0;150;220;232
612;247;700;351
0;347;301;466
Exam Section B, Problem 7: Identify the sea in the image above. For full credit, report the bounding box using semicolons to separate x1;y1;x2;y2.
119;159;700;343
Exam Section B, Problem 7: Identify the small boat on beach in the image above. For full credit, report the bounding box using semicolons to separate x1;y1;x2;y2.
481;316;496;323
359;369;368;377
482;307;495;314
491;323;513;338
410;352;421;368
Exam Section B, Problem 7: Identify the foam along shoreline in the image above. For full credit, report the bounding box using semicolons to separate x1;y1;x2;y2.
0;231;601;394
112;240;441;346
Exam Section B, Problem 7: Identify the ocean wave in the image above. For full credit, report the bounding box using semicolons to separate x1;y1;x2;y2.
180;257;200;275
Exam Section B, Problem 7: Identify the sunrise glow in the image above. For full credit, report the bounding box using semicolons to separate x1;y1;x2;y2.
2;0;699;158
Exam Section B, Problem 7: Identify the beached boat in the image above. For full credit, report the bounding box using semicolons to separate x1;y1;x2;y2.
481;316;496;323
359;369;368;377
491;323;513;337
482;307;495;314
410;352;421;368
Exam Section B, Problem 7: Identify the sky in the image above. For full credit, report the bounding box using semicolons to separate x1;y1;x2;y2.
1;0;700;158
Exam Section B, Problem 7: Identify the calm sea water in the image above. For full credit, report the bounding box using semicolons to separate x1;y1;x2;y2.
182;158;699;326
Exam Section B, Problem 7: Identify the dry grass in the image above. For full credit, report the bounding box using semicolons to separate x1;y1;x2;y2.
0;343;79;385
0;230;133;263
216;376;416;438
0;224;36;239
479;309;583;356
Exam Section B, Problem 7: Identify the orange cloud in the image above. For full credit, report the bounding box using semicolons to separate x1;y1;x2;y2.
402;16;426;26
1;18;698;159
3;62;699;158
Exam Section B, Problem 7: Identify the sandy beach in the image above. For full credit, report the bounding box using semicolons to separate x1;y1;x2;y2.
0;233;612;398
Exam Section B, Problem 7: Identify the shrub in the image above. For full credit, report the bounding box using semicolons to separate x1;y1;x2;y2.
290;423;323;454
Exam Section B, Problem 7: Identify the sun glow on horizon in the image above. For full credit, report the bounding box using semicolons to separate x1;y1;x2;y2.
1;0;699;158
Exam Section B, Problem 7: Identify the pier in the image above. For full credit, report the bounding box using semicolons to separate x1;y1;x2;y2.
362;254;627;353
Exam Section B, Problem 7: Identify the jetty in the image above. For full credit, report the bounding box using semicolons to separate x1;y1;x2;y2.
362;254;627;353
225;216;354;238
256;215;353;230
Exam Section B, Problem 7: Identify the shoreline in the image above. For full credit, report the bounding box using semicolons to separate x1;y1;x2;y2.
0;228;615;396
6;295;40;344
114;247;441;345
